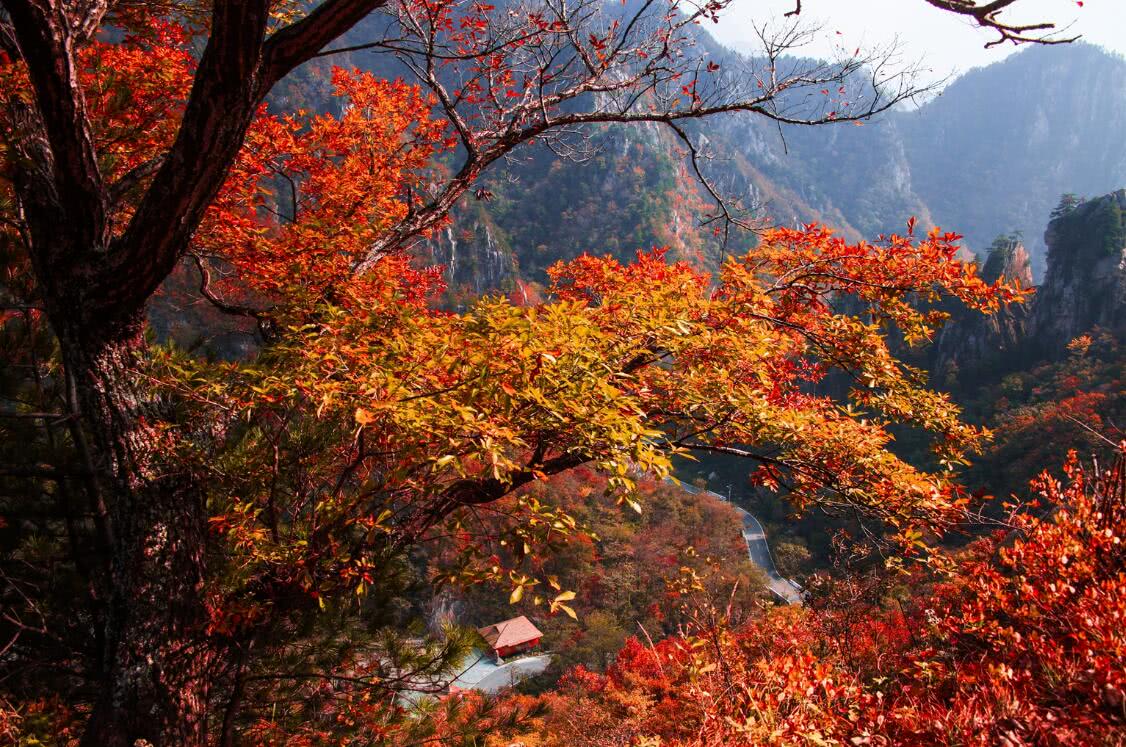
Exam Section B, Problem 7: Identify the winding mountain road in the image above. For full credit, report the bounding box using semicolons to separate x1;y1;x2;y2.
676;481;804;605
450;652;553;694
447;479;802;697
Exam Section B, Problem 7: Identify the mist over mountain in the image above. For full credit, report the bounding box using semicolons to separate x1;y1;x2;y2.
900;43;1126;276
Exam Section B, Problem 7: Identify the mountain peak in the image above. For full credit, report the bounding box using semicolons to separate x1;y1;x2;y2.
981;236;1033;288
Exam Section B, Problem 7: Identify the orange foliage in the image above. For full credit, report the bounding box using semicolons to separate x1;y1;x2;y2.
199;67;449;302
0;6;1096;747
888;450;1126;745
509;450;1126;746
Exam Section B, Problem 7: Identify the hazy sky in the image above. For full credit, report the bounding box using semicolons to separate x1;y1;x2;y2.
712;0;1126;81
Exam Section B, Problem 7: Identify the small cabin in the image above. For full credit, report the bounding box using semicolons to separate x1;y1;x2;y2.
477;615;543;659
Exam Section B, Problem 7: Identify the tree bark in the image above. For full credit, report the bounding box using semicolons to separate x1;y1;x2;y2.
1;2;390;740
48;311;216;747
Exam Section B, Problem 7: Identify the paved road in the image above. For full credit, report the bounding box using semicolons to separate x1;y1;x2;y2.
474;654;552;692
450;651;553;694
675;481;803;605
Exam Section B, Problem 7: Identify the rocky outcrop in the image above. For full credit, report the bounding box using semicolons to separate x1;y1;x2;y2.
900;45;1126;278
931;189;1126;387
1029;189;1126;355
424;205;518;299
931;236;1034;386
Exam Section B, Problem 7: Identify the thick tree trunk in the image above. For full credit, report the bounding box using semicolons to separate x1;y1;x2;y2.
4;4;391;742
50;313;216;747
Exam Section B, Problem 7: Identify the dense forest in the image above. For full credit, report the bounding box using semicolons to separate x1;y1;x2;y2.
0;1;1123;745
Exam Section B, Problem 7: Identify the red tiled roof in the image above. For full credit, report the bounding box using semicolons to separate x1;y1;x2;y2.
477;615;543;650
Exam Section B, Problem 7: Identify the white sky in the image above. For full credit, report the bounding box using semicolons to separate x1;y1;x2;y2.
711;0;1126;80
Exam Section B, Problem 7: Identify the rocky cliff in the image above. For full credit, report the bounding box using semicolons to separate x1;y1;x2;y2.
422;203;518;300
900;44;1126;278
1029;189;1126;356
930;189;1126;388
931;235;1034;386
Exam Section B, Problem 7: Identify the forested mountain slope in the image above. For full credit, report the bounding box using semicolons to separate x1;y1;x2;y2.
188;36;1126;312
339;39;1125;291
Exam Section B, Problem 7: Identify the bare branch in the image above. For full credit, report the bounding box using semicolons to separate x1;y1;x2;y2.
188;252;277;341
664;120;763;257
920;0;1077;47
348;1;950;272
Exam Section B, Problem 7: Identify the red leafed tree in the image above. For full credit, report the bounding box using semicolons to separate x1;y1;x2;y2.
0;0;1071;743
521;448;1126;746
881;449;1126;745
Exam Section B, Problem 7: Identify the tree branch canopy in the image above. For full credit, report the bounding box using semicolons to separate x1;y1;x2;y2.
0;0;1070;742
1;0;1068;324
4;0;107;252
2;0;394;329
109;0;273;319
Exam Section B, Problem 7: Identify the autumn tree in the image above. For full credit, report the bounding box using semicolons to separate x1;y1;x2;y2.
0;0;1069;743
518;448;1126;746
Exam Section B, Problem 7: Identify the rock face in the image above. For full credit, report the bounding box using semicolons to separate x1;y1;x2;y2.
1029;189;1126;356
931;236;1034;386
899;44;1126;277
931;189;1126;386
423;205;518;299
